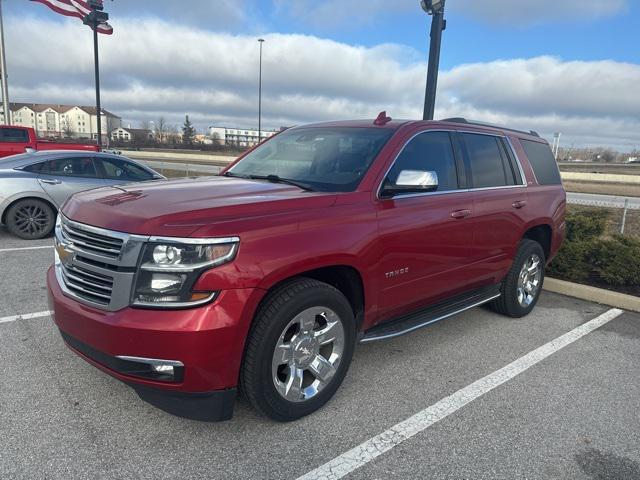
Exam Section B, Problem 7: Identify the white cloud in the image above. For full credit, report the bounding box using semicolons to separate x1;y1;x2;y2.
5;17;640;150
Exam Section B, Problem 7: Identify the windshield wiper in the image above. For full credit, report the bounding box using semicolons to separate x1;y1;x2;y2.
224;172;315;192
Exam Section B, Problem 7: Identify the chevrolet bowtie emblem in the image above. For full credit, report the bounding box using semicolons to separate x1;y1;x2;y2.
55;242;74;264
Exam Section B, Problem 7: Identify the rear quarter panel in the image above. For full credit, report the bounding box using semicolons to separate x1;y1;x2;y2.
509;135;566;262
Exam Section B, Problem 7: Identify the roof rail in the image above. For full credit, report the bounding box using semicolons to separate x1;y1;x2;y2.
441;117;540;137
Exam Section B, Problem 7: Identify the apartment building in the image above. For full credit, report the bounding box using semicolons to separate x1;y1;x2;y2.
209;125;279;147
0;102;121;140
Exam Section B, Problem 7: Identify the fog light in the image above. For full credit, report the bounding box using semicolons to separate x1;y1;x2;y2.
152;364;174;375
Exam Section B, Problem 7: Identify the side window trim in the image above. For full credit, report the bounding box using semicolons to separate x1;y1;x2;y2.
495;137;515;186
497;139;517;185
93;156;108;179
449;131;468;190
502;137;527;186
376;129;464;200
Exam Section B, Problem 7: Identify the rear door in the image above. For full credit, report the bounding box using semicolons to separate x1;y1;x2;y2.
376;130;476;318
0;127;30;157
459;132;528;283
37;157;106;207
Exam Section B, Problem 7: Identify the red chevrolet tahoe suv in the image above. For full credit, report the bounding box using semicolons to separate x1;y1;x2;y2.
47;116;566;422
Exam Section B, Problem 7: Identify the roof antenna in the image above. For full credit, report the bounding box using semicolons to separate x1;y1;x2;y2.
374;111;392;126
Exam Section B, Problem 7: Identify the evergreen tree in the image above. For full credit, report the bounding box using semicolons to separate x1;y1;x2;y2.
182;114;195;145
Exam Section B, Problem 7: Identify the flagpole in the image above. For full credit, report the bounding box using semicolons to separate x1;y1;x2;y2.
93;23;101;148
0;0;11;125
83;0;108;149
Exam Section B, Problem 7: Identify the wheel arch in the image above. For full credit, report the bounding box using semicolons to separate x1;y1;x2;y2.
1;194;57;225
522;223;552;260
258;263;366;331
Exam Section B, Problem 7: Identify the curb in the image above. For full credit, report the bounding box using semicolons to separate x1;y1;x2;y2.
543;277;640;313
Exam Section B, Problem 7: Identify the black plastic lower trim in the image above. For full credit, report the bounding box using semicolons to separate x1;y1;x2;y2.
60;331;184;382
59;330;237;421
131;384;236;422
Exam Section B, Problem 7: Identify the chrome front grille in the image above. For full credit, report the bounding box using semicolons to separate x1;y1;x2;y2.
59;261;114;306
54;215;148;311
60;219;124;258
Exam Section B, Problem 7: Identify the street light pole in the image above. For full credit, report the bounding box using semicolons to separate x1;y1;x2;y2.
421;0;446;121
0;0;11;125
258;38;264;144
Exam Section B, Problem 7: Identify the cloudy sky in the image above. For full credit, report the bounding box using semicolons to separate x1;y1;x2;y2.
4;0;640;150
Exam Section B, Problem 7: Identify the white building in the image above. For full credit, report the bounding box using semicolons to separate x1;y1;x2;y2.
0;103;121;141
208;125;278;147
110;127;153;143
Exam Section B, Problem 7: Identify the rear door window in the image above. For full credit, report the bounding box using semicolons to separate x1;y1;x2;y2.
44;158;97;178
386;131;459;192
520;139;562;185
0;128;29;143
462;133;512;188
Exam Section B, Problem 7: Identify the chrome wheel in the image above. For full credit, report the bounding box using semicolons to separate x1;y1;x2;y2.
13;204;52;237
272;306;345;403
517;253;542;308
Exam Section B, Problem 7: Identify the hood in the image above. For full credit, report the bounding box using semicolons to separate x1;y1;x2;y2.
62;176;337;236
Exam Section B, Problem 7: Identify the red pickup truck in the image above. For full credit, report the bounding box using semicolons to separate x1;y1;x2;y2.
0;125;99;158
47;116;565;422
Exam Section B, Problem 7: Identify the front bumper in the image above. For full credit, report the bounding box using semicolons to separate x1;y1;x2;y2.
47;266;264;420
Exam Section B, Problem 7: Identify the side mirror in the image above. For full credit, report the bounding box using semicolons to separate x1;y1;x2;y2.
381;170;438;197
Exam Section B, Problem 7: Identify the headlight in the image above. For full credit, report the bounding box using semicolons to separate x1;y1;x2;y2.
132;237;239;308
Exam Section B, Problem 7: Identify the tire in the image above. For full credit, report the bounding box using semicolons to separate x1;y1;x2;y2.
6;198;56;240
241;277;356;422
490;239;545;318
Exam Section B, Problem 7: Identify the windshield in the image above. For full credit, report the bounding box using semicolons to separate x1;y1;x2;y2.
226;127;394;192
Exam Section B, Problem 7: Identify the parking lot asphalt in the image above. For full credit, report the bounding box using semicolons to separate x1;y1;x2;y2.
1;231;639;480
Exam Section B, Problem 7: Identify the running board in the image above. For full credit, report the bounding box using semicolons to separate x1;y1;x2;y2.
360;285;501;343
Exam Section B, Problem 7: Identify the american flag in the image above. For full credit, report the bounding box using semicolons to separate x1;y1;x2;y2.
30;0;113;35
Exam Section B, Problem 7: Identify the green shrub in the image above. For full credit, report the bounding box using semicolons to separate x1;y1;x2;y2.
591;235;640;287
547;240;594;283
565;208;609;242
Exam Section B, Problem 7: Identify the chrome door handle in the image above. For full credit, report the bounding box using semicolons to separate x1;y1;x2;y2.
40;179;61;185
450;209;471;219
512;200;527;209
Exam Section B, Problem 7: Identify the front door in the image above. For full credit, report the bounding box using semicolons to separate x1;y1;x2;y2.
376;130;475;320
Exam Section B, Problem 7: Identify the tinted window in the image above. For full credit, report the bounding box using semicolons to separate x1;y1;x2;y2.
520;139;562;185
498;139;523;185
228;127;394;192
23;162;47;173
386;131;458;192
463;133;510;188
99;157;155;181
45;158;97;177
0;128;29;143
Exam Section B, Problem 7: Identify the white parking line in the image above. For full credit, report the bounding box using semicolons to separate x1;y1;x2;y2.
0;245;53;253
297;308;624;480
0;310;52;324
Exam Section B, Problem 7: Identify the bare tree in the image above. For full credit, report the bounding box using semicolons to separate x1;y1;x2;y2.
155;116;167;144
61;116;73;139
105;115;119;148
166;124;180;144
139;120;151;131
